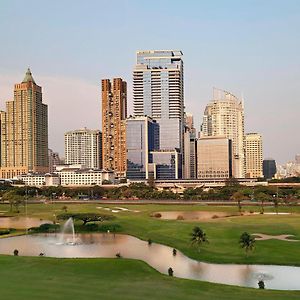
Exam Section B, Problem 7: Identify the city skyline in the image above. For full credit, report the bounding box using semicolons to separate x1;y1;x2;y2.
0;0;300;163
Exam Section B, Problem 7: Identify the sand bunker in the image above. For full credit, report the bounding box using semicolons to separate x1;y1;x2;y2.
96;207;140;213
153;211;238;221
252;233;299;242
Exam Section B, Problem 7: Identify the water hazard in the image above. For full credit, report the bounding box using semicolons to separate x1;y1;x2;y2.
0;233;299;290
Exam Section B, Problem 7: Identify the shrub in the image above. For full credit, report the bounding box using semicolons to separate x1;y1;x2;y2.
168;267;174;276
177;215;184;220
153;213;162;218
0;230;11;236
29;223;60;233
13;249;19;256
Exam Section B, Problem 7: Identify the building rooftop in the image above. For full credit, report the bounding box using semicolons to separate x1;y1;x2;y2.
22;68;36;84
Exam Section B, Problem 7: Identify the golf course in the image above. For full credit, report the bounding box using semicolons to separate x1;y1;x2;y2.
1;202;300;299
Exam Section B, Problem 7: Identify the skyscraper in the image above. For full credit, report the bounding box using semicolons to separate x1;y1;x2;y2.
48;149;62;173
263;158;277;180
126;116;159;179
245;133;263;178
183;112;197;179
133;50;184;177
0;69;48;178
102;78;127;176
200;88;245;178
64;128;102;169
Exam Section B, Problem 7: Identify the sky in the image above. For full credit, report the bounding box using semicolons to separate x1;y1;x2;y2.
0;0;299;163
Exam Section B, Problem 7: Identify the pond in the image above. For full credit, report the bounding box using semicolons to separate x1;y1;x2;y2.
0;217;51;229
0;233;299;290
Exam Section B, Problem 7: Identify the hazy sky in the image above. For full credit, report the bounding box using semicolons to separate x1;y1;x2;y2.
0;0;299;163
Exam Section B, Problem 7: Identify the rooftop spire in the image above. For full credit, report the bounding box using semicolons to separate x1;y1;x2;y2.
22;68;36;84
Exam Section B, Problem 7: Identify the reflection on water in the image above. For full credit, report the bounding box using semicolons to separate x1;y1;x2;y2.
0;217;51;229
156;211;237;220
0;233;299;290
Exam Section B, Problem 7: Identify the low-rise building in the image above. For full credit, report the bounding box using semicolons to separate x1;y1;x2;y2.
58;169;114;186
18;173;60;186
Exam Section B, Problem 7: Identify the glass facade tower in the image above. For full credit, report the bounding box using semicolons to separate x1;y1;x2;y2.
126;116;159;179
133;50;184;177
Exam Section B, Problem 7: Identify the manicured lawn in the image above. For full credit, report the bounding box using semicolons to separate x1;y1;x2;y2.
0;256;299;300
1;203;300;265
1;202;300;299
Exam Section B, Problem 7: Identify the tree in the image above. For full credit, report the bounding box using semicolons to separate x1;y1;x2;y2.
230;191;246;214
57;213;115;225
256;192;271;214
190;226;208;251
272;197;280;214
239;232;255;256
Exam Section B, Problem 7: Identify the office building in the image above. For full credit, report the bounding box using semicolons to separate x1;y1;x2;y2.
197;137;232;179
200;88;245;178
126;116;159;180
150;150;180;180
133;50;184;177
245;133;263;178
64;128;102;169
183;112;197;179
0;68;48;178
102;78;127;176
263;158;277;179
48;149;62;173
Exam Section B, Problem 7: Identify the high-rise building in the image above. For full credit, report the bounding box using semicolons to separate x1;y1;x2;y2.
190;137;197;179
245;133;263;178
48;149;62;173
263;158;277;179
126;116;159;179
200;88;245;178
0;69;48;178
197;137;232;179
102;78;127;176
133;50;184;177
183;112;197;179
64;128;102;169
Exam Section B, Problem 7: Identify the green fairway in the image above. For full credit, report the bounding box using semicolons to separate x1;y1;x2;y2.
1;202;300;299
1;203;300;265
0;256;299;300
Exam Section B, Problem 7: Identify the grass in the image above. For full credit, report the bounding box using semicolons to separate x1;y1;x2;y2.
1;202;300;299
0;256;299;300
1;203;300;265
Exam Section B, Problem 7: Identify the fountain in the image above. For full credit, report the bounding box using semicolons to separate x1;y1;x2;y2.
59;217;77;245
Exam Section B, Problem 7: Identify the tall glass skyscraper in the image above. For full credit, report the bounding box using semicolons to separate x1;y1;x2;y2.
133;50;184;150
126;116;159;179
133;50;184;178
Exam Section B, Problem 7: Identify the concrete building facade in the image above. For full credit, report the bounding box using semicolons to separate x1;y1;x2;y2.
102;78;127;176
197;136;232;179
200;88;245;178
64;128;102;169
245;133;263;178
0;69;48;178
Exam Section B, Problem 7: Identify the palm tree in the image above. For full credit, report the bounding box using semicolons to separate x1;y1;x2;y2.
239;232;255;256
190;226;208;251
